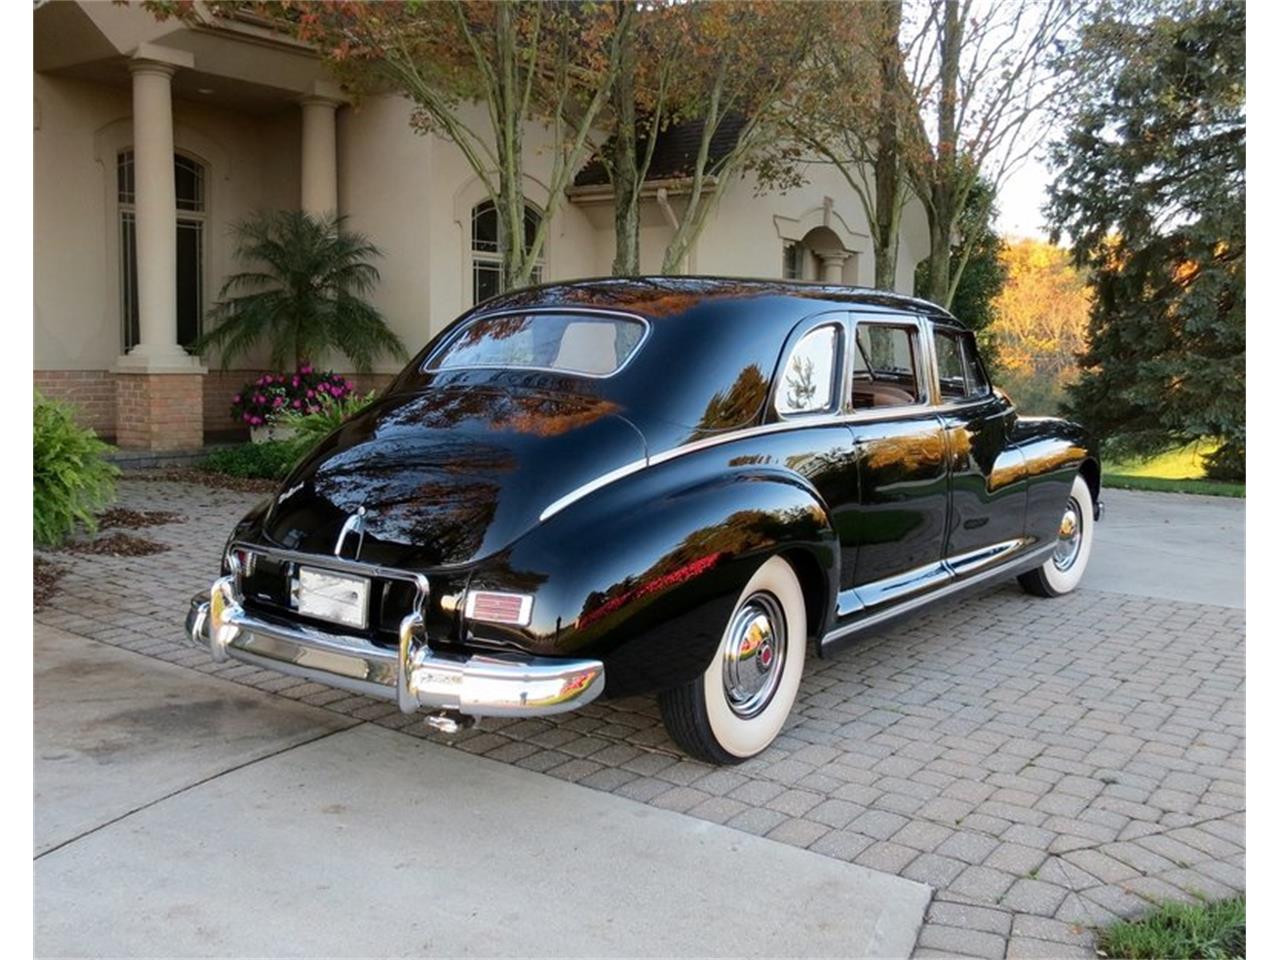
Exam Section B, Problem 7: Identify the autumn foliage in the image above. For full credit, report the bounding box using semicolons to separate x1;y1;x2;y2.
990;239;1092;414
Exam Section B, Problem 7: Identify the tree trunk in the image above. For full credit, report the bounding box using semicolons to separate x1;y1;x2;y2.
611;5;640;276
926;205;953;306
924;0;962;307
494;2;529;290
872;0;903;291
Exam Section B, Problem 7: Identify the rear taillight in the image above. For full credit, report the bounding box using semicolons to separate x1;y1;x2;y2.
465;590;533;627
227;546;257;577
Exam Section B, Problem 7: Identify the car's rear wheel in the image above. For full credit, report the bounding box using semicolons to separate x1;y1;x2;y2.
658;555;806;764
1018;473;1095;598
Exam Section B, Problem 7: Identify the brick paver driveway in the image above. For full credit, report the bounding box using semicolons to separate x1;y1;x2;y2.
36;478;1244;959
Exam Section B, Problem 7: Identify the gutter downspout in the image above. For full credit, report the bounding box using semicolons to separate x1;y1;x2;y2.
655;187;680;232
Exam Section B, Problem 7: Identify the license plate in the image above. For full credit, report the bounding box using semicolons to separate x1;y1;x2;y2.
294;567;369;629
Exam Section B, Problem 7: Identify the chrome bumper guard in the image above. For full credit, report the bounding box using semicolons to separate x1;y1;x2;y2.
184;571;604;719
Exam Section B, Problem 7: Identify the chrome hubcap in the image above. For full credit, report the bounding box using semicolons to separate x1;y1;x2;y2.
722;593;787;718
1053;497;1084;571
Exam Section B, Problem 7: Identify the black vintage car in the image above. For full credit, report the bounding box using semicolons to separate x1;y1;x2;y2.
188;278;1100;764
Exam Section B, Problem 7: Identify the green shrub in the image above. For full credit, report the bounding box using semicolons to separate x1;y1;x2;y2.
197;441;301;481
280;390;376;453
33;391;119;547
1097;898;1244;960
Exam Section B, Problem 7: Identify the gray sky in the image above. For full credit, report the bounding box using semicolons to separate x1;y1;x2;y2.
996;155;1056;241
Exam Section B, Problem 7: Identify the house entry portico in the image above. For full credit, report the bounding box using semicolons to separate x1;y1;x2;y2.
34;3;344;450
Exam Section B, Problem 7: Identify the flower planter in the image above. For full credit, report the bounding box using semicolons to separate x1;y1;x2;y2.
250;423;297;445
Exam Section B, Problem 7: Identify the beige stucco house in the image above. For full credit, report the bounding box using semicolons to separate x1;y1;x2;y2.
34;1;931;450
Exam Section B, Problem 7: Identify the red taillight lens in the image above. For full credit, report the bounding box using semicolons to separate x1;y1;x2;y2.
228;547;256;577
465;590;533;627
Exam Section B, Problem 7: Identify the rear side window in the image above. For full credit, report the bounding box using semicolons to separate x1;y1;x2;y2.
934;329;991;401
776;324;840;416
850;323;923;410
428;312;647;377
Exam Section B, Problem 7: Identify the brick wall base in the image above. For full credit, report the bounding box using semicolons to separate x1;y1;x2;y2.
115;372;205;451
37;369;398;446
34;370;117;439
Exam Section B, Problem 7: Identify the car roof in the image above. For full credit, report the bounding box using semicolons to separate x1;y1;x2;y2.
471;276;961;326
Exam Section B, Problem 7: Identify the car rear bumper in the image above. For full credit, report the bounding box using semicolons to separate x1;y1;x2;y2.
185;575;604;719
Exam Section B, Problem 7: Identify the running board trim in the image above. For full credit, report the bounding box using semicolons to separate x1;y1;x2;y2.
819;541;1054;656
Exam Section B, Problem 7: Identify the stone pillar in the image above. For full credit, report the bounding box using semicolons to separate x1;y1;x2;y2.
115;49;205;451
300;96;339;215
818;251;850;284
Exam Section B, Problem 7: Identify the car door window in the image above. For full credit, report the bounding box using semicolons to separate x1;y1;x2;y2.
934;329;991;402
776;324;839;416
961;334;992;398
850;323;923;410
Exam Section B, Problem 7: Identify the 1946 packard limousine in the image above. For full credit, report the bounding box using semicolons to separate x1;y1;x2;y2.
187;278;1100;764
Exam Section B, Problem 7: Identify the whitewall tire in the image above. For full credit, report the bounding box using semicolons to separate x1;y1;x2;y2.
658;555;807;764
1018;473;1095;598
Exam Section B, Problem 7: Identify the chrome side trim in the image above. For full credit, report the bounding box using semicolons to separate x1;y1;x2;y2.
945;538;1029;578
821;541;1054;648
538;457;651;522
538;402;956;522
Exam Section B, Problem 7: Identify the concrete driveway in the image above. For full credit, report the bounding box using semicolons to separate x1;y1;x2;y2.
1083;488;1244;608
33;479;1244;959
34;623;930;958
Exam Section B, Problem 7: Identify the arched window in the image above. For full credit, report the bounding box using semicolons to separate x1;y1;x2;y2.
117;150;206;351
471;199;543;305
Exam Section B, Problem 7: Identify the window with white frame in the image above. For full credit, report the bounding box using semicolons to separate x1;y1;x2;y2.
471;199;543;305
117;150;206;351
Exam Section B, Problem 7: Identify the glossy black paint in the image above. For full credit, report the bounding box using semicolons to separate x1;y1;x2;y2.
224;278;1099;699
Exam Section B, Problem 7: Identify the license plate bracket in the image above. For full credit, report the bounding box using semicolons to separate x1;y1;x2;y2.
293;567;370;630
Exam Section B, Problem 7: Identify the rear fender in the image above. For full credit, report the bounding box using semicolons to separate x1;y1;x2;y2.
467;459;838;697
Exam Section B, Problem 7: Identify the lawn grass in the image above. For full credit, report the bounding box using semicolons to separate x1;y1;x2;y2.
1103;440;1244;498
1096;897;1244;959
1103;474;1245;498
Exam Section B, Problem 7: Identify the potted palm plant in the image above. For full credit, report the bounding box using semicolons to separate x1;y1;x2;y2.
197;210;406;440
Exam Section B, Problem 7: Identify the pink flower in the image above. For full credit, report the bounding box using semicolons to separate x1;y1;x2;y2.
306;389;315;398
300;363;313;374
292;376;300;387
293;399;303;409
273;396;284;407
317;382;329;394
253;393;265;404
232;394;241;404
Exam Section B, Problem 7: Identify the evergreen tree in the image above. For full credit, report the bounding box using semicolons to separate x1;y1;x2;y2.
1046;0;1245;479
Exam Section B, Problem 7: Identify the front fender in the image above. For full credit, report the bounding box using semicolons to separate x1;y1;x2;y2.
466;461;839;697
1012;416;1098;544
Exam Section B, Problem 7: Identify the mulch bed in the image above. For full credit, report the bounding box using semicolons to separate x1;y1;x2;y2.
34;556;67;609
97;507;185;529
63;533;171;557
133;469;278;494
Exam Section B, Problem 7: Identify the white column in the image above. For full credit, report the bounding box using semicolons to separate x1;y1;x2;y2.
300;96;339;215
121;60;194;368
818;251;850;284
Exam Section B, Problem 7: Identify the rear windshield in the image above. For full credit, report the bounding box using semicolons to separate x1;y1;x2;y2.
426;312;647;377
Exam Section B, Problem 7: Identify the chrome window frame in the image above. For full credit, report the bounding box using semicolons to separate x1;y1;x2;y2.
930;323;994;408
838;312;938;423
420;306;653;381
771;319;846;420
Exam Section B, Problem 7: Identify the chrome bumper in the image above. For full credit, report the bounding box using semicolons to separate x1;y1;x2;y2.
184;575;604;719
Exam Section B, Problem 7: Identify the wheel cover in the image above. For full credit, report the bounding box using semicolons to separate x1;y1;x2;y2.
722;592;787;719
1053;496;1084;572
